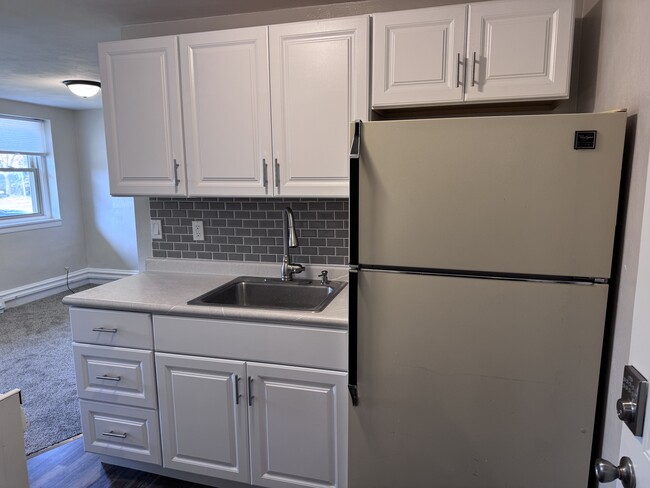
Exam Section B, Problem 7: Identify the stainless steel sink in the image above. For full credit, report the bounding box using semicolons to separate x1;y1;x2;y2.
188;276;347;312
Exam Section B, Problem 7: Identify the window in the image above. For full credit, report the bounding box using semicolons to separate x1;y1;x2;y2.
0;115;60;232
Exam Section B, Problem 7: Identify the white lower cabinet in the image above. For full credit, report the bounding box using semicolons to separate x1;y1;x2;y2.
155;353;250;483
248;363;347;488
156;354;348;488
71;308;162;464
72;308;348;488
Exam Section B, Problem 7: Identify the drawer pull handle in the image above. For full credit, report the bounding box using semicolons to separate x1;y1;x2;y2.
92;327;118;333
96;375;121;382
102;431;127;439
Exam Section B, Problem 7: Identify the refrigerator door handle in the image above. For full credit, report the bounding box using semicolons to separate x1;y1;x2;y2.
348;268;359;406
349;120;361;268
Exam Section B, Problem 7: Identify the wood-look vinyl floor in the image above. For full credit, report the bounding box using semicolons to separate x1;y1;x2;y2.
27;436;205;488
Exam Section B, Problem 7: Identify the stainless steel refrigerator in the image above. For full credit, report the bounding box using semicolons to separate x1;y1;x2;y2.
347;112;626;488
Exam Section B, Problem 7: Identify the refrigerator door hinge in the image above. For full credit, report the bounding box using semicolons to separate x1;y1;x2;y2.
349;384;359;406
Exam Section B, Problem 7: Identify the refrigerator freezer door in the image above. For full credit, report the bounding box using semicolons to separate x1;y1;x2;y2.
357;112;626;279
349;271;608;488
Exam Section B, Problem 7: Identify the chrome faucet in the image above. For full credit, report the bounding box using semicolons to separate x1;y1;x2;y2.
281;207;305;281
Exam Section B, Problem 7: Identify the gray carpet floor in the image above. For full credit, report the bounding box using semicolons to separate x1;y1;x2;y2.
0;286;93;455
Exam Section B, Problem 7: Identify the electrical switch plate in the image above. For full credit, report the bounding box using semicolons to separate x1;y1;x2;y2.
617;365;648;436
151;219;162;240
192;221;204;241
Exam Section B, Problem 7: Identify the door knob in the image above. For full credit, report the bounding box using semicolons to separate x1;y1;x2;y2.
594;457;636;488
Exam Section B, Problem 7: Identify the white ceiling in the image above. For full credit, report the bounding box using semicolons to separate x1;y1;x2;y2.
0;0;361;111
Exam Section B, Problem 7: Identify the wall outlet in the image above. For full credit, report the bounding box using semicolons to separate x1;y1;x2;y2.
151;219;163;239
192;221;204;241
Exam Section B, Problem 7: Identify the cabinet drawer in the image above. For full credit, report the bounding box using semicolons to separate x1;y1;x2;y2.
73;343;156;408
70;308;153;349
80;400;161;465
154;315;347;371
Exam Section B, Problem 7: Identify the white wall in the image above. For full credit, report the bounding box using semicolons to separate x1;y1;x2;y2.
577;0;650;461
121;0;469;39
0;100;139;297
0;99;87;290
74;109;138;271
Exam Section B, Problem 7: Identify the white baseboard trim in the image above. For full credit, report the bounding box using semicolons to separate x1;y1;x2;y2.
0;268;137;310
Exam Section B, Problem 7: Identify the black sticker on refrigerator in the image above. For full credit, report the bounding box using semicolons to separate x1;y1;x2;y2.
574;130;597;149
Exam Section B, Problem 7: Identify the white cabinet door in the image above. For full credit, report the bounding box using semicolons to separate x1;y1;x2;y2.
99;36;186;196
248;362;348;488
466;0;574;102
269;17;368;197
372;5;467;108
155;353;250;483
180;27;273;197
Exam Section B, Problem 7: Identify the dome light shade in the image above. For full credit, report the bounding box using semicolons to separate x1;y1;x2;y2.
63;80;101;98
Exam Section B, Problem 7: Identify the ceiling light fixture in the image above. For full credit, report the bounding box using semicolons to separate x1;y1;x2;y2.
62;80;101;98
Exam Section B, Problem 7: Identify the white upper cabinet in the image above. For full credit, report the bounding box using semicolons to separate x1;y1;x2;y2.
179;27;273;196
372;0;574;108
466;0;574;102
100;16;368;197
269;17;369;197
372;5;467;108
100;37;186;196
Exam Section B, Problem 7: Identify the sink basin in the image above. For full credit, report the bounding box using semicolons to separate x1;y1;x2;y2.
188;276;347;312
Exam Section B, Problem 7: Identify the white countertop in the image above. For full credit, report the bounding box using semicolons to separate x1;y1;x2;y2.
62;259;349;329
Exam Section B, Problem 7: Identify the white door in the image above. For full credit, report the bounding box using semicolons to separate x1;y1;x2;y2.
603;149;650;486
372;5;467;108
155;353;250;483
180;27;273;196
247;362;348;488
269;16;368;197
99;36;186;196
0;390;28;488
465;0;574;102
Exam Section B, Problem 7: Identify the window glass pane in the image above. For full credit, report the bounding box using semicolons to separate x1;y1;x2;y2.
0;169;40;217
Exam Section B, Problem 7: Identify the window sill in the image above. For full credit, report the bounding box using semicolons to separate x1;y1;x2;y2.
0;217;62;235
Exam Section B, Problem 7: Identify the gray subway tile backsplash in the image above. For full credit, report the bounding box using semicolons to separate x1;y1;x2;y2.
150;197;349;265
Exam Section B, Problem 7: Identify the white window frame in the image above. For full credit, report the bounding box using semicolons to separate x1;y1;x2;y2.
0;115;61;234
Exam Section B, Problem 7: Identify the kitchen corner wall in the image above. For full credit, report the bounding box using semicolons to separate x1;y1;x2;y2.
150;197;349;265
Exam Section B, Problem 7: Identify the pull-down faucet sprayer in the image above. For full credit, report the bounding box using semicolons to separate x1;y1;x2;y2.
281;207;305;281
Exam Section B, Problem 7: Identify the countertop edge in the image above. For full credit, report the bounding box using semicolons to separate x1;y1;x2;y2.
61;268;349;330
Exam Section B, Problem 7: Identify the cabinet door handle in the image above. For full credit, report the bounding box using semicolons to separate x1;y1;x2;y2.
92;327;117;333
173;159;180;187
456;52;462;88
471;51;478;87
262;159;268;191
96;374;121;382
274;158;280;192
102;431;127;439
248;376;254;406
235;375;241;405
